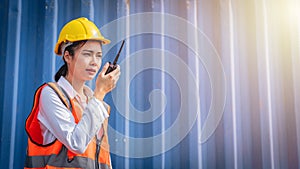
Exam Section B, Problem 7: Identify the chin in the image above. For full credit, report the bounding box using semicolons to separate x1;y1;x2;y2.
85;75;96;81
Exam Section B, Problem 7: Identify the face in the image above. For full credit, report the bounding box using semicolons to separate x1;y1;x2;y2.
65;40;102;82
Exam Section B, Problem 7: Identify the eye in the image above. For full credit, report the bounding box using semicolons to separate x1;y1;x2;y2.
83;53;91;57
96;54;102;58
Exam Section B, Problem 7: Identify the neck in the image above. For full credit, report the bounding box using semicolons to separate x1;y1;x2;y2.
65;74;85;96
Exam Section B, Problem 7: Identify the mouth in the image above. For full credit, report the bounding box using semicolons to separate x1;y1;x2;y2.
86;68;97;74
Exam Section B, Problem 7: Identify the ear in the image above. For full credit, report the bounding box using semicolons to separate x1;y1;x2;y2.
63;51;72;64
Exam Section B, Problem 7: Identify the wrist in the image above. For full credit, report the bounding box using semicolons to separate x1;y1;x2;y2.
94;90;106;101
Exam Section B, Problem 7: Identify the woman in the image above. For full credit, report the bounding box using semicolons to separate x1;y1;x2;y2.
24;17;120;169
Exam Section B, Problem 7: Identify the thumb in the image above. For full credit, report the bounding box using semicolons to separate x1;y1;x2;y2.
100;62;110;76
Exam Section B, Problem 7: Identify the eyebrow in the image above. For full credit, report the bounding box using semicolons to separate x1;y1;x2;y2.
82;50;102;54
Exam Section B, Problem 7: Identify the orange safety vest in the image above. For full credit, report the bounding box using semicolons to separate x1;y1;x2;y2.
24;82;111;169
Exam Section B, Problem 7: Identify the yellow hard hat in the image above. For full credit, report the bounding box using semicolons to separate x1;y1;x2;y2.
54;17;110;55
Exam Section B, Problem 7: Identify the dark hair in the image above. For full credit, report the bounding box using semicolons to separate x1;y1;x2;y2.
54;40;87;82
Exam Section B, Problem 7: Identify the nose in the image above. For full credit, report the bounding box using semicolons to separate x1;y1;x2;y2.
90;55;99;66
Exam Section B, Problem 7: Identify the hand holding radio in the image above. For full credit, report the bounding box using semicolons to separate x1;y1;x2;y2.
94;40;125;100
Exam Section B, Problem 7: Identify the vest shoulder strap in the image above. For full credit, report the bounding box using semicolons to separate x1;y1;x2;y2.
47;82;78;123
47;82;71;110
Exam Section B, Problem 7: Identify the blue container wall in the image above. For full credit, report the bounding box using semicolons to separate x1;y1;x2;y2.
1;0;300;169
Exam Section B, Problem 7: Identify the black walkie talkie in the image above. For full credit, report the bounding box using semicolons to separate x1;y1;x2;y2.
105;40;125;75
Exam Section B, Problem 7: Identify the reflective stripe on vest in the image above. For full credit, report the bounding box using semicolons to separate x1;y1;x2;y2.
24;144;110;169
25;82;111;169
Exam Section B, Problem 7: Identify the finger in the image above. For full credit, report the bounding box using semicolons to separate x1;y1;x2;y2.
108;65;120;76
111;71;120;81
108;74;114;79
116;72;121;80
114;77;120;85
109;83;116;90
100;62;110;76
114;69;121;78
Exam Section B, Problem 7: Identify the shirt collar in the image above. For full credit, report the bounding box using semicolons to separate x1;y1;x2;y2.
57;76;94;100
57;76;78;99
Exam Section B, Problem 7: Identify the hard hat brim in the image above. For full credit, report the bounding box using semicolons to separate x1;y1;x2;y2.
54;37;110;56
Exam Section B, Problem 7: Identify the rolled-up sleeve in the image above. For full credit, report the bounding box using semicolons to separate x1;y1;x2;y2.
38;86;109;154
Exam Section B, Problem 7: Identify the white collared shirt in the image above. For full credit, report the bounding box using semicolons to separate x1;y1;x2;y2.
37;77;109;154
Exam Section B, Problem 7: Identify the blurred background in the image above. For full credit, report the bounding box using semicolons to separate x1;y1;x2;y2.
0;0;300;168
